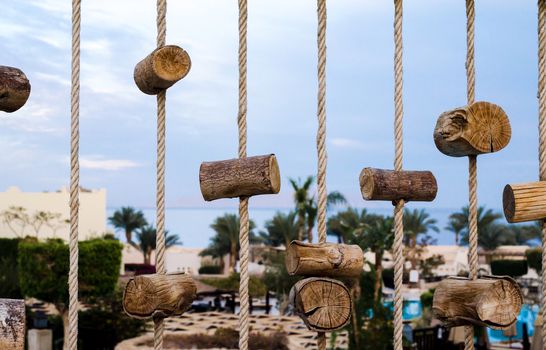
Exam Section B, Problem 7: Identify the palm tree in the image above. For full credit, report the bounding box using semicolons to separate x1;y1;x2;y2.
403;208;439;269
108;207;148;249
445;217;465;245
200;214;256;273
451;206;503;249
328;208;371;243
289;176;314;241
260;211;298;248
135;225;181;264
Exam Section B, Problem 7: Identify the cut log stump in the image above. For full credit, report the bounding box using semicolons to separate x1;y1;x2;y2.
286;241;364;278
134;45;191;95
0;66;31;113
289;277;351;332
503;181;546;223
200;154;280;201
432;276;522;329
0;298;25;350
359;168;437;202
123;272;196;319
433;101;511;157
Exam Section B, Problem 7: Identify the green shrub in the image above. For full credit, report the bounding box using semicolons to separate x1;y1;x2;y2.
0;238;22;298
201;273;267;297
420;289;435;309
526;248;542;273
490;259;528;277
198;265;222;274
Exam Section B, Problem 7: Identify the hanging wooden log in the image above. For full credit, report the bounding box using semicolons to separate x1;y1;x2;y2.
134;45;191;95
289;277;351;332
200;154;281;201
0;66;31;113
285;241;364;278
0;299;25;350
432;276;522;329
359;168;437;202
123;272;196;319
433;101;511;157
503;181;546;223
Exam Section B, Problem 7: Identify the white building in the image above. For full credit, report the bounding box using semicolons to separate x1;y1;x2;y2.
0;186;107;241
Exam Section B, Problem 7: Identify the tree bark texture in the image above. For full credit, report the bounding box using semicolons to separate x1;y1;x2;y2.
0;66;31;113
285;240;364;278
123;272;196;319
359;167;437;202
199;154;280;201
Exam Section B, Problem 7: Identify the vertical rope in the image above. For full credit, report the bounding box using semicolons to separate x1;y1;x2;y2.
392;1;404;349
68;0;81;349
154;0;167;349
465;1;477;349
537;0;546;346
237;1;250;349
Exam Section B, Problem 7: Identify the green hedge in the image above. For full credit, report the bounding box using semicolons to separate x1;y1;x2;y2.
198;265;222;274
490;259;528;278
0;238;22;298
526;248;542;273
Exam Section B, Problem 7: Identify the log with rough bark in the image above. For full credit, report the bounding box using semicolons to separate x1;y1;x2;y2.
123;272;196;319
359;168;437;202
0;66;31;113
134;45;191;95
286;241;364;278
0;299;25;350
433;101;511;157
432;276;522;329
289;277;351;332
503;181;546;223
200;154;281;201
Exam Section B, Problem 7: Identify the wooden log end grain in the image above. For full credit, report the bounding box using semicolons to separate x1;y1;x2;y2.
0;298;25;350
503;181;546;223
199;154;281;201
289;277;351;332
134;45;191;95
285;240;364;278
123;272;197;319
359;167;437;202
432;276;522;330
433;101;511;157
0;66;31;113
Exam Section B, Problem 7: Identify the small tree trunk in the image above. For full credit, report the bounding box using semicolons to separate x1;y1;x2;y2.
144;251;150;265
350;280;361;350
58;306;69;350
229;245;237;273
374;250;383;302
307;226;313;244
297;215;305;241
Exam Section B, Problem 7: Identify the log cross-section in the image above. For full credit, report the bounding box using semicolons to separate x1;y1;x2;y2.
359;168;437;202
290;277;352;332
432;276;522;329
0;66;31;113
286;241;364;278
199;154;281;201
503;181;546;223
123;272;196;319
0;298;25;350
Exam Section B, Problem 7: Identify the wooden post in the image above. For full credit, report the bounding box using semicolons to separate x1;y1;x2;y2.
433;101;511;157
199;154;281;201
432;276;522;329
503;181;546;223
0;299;25;350
359;168;437;202
0;66;31;113
123;272;196;319
134;45;191;95
290;277;351;332
286;241;364;278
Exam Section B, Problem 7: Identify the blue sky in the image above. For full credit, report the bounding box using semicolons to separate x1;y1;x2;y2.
0;0;541;212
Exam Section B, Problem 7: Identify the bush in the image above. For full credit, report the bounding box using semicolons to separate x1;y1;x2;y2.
420;289;435;309
198;265;222;274
490;259;528;277
0;238;22;298
201;273;267;297
526;248;542;273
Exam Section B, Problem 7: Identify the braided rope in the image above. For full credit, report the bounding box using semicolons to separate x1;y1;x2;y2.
392;1;404;349
538;0;546;346
464;1;477;348
154;0;167;349
68;0;81;348
237;1;250;349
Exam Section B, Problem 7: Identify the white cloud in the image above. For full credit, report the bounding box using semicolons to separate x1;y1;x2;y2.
80;156;142;171
330;137;366;150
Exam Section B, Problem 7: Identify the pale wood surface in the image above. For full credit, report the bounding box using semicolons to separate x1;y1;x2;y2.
285;241;363;278
503;181;546;223
359;167;437;202
123;273;196;319
199;154;280;201
0;298;25;350
432;276;522;329
134;45;191;95
290;277;351;332
0;66;31;113
434;101;511;157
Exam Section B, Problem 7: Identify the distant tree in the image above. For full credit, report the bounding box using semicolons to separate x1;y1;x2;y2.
135;225;181;264
289;176;314;241
328;208;372;243
1;206;30;237
445;216;465;246
403;208;439;269
451;206;503;249
260;211;298;248
108;207;147;249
